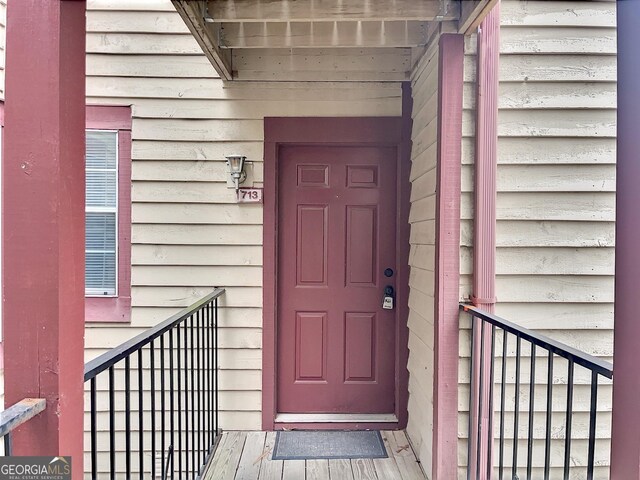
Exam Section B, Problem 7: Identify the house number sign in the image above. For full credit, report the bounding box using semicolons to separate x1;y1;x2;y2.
237;188;263;203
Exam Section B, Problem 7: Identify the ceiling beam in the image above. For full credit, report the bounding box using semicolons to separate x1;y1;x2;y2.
458;0;499;33
218;21;437;49
206;0;460;23
172;0;233;80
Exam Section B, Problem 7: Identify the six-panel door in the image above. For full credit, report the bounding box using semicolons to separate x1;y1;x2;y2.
277;145;398;414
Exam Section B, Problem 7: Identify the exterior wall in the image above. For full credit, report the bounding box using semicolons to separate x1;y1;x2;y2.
84;0;401;436
406;40;439;477
0;0;617;475
458;1;616;478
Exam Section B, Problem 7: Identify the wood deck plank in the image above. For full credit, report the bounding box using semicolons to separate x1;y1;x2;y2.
204;430;426;480
388;431;425;480
328;459;354;479
235;431;267;480
351;458;378;480
205;431;246;480
373;433;404;480
258;432;284;480
372;457;403;479
282;459;306;480
203;432;231;480
306;459;330;480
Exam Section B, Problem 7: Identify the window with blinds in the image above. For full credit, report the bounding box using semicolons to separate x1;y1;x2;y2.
85;130;118;296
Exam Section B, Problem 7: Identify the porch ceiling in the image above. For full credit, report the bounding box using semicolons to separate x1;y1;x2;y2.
172;0;496;82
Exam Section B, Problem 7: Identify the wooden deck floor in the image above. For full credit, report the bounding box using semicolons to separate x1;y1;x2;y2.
203;430;426;480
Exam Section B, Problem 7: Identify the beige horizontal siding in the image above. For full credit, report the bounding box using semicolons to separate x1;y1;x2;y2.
405;38;439;479
458;2;616;479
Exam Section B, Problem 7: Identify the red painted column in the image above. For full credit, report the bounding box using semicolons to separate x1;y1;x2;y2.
472;3;499;313
433;33;464;480
470;4;500;479
3;0;86;475
610;1;640;478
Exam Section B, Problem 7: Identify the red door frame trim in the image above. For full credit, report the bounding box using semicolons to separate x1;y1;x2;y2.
432;34;465;480
263;117;409;430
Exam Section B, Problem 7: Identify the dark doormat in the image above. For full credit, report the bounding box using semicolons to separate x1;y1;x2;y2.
272;430;388;460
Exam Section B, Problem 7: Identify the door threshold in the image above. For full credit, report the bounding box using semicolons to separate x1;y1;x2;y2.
275;413;398;423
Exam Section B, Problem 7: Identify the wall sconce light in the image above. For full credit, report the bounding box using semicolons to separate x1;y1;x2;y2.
226;155;247;192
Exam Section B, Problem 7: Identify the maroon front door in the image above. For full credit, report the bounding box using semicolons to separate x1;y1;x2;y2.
277;145;398;414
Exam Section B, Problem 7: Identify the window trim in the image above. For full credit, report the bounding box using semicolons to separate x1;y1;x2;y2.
85;105;132;323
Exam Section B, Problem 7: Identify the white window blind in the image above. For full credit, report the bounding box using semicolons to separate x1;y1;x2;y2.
85;130;118;296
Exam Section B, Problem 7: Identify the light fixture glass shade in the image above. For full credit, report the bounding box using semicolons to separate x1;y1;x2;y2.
226;155;246;173
226;155;247;192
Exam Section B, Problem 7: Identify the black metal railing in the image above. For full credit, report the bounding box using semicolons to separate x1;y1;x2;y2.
84;288;224;480
461;304;614;480
0;398;46;455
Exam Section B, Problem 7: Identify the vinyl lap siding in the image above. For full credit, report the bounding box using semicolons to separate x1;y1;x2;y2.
459;2;616;478
83;1;402;470
406;41;439;478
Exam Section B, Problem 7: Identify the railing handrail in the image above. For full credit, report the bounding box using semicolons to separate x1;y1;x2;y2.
0;398;46;438
460;303;613;379
84;288;225;381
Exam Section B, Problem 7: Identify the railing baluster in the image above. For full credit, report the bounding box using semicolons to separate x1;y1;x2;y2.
208;305;218;445
527;344;536;480
109;366;116;480
587;371;599;480
467;314;476;480
138;349;144;479
184;318;190;478
214;297;220;439
499;330;507;480
204;302;210;454
201;309;205;464
544;351;554;480
197;308;203;468
151;339;157;480
513;335;521;479
201;308;207;464
191;313;196;473
476;320;486;480
563;360;574;480
125;356;131;479
90;377;97;480
160;334;166;480
169;328;175;480
4;434;11;456
487;325;496;480
177;321;183;477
